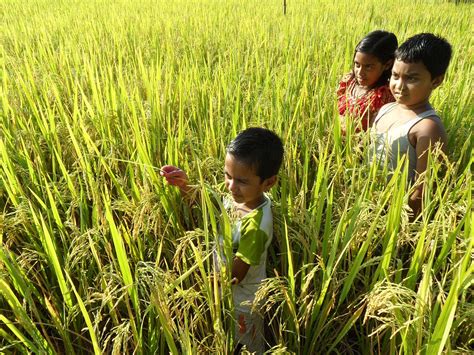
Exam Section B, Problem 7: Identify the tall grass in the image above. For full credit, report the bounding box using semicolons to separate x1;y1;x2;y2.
1;0;472;353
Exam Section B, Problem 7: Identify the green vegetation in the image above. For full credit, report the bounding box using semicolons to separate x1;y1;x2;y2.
1;0;472;353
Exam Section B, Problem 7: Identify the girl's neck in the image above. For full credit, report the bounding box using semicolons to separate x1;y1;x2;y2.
352;81;372;97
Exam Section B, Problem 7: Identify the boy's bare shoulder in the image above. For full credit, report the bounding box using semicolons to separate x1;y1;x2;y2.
410;114;447;145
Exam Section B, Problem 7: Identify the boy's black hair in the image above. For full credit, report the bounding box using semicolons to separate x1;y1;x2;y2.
395;33;452;78
354;30;398;87
226;127;284;181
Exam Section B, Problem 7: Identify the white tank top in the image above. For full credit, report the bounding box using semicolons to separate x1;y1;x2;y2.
370;102;441;182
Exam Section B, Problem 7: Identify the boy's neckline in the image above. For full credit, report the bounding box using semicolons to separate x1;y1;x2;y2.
396;101;433;115
375;102;436;132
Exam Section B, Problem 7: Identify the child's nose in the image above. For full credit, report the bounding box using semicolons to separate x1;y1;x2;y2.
227;180;236;191
395;79;406;90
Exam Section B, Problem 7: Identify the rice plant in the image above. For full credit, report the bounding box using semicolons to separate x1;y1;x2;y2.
1;0;472;353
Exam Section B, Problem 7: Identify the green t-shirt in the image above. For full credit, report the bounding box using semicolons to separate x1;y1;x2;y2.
224;195;273;312
235;206;269;265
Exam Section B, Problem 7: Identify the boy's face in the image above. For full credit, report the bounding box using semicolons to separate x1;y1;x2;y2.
224;153;276;210
390;59;443;109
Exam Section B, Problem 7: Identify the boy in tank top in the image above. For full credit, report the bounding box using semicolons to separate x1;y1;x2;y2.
371;33;452;218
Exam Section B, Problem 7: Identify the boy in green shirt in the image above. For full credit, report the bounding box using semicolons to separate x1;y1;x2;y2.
161;127;284;353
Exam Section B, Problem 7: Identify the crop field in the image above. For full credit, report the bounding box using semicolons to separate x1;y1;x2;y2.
0;0;472;353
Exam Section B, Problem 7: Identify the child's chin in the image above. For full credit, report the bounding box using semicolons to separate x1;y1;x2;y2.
232;194;244;202
394;94;408;102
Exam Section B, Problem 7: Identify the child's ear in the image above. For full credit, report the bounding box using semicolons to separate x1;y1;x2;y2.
263;175;278;191
432;74;445;89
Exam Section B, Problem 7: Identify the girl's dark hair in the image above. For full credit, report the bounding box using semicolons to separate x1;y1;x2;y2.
353;30;398;87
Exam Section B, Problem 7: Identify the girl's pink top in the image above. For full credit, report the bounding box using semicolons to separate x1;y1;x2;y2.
337;73;395;131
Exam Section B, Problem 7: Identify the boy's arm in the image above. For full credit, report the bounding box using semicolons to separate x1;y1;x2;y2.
410;119;447;218
231;257;251;285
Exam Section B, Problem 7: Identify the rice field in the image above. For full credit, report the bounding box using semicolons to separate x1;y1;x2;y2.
0;0;472;353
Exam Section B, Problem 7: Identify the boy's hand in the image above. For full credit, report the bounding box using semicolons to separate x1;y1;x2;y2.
160;165;189;190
